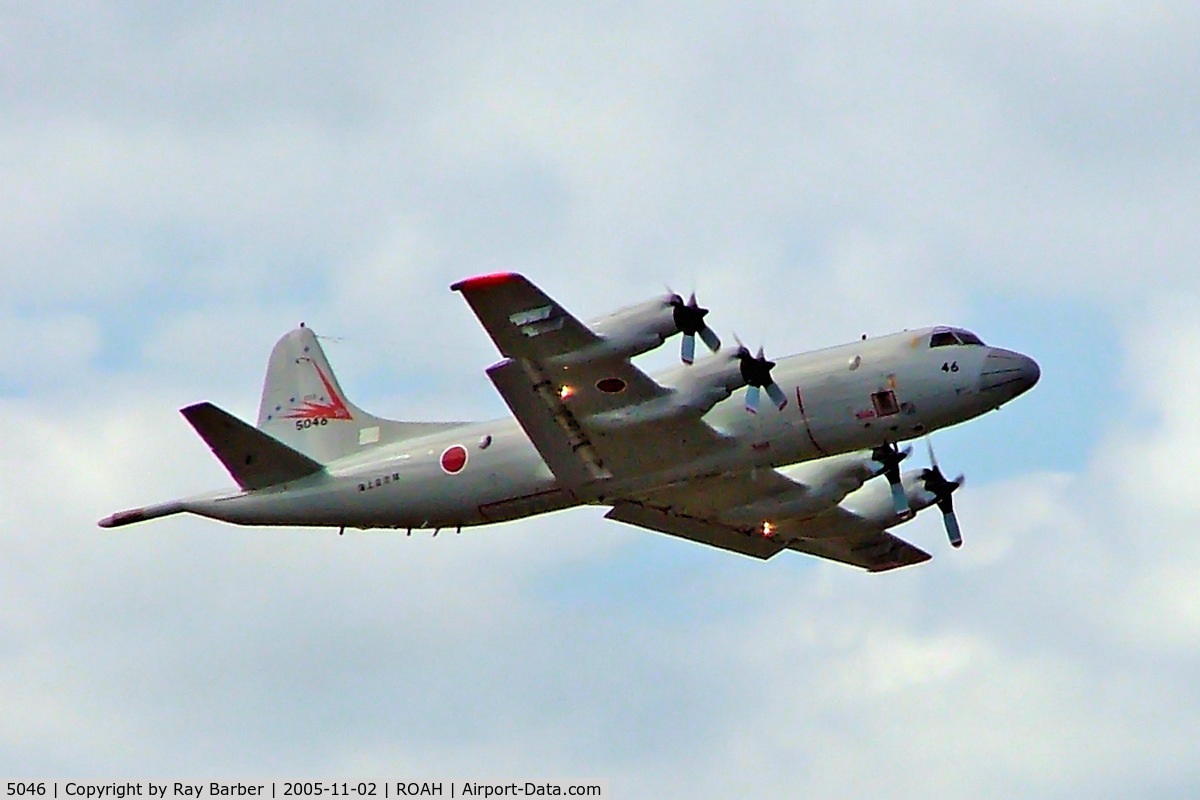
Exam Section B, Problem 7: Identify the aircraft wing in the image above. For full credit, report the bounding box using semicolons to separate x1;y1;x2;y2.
452;272;605;362
783;520;932;573
612;469;931;571
454;273;930;571
454;273;671;406
605;500;787;560
455;273;729;486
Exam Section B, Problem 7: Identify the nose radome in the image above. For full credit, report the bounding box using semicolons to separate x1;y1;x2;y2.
979;348;1040;400
1019;353;1041;393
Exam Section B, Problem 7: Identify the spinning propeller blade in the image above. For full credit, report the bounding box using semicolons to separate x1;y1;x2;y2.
764;382;788;411
943;509;963;548
745;384;761;414
681;332;696;365
922;437;965;547
736;340;787;413
871;442;911;516
670;292;721;364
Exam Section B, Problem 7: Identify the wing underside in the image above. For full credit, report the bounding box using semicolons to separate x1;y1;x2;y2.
785;523;932;572
605;500;787;560
612;469;931;571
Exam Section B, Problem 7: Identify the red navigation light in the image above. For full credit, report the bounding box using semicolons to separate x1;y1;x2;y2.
450;273;521;292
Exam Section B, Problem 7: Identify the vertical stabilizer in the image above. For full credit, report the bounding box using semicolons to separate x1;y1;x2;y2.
257;326;463;463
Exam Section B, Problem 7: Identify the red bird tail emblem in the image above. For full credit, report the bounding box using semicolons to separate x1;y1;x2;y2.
281;360;353;421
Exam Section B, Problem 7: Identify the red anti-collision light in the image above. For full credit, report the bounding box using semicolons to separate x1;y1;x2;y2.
450;272;521;292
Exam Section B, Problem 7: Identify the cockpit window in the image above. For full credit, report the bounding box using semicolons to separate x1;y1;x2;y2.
930;330;959;348
930;328;986;347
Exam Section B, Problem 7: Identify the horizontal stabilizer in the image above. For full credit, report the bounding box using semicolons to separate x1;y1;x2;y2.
181;402;324;490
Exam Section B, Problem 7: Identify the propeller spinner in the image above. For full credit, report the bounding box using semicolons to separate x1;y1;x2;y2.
922;438;965;548
669;292;722;364
737;343;788;413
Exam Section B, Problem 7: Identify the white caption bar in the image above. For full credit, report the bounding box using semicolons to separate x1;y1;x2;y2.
2;782;609;800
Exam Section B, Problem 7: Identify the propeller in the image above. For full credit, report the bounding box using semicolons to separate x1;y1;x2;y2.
669;292;722;364
735;340;788;413
921;438;965;548
871;442;912;517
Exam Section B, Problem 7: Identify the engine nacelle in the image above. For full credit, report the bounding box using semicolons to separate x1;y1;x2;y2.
839;469;939;529
717;450;890;524
782;450;890;504
549;296;680;366
586;351;746;430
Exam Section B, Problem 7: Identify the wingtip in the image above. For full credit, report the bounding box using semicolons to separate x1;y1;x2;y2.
866;547;933;572
179;401;212;418
451;272;523;292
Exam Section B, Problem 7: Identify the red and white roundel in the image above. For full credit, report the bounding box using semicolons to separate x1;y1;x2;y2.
440;444;468;474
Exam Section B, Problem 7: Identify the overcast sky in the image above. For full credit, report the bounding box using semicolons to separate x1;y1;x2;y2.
4;2;1200;796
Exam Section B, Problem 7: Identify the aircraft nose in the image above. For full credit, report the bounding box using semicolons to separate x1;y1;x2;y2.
1019;353;1041;391
978;348;1040;402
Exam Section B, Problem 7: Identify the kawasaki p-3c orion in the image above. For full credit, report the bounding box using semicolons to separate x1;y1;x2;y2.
100;273;1039;572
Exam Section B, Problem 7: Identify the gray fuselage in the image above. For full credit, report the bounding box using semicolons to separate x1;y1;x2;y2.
183;327;1038;531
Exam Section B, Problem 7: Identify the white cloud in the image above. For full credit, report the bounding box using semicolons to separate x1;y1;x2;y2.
0;313;101;387
6;309;1200;793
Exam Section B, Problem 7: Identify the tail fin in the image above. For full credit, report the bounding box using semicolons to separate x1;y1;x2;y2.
256;325;462;463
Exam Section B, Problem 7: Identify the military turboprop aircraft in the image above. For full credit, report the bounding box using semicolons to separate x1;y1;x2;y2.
100;273;1039;572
